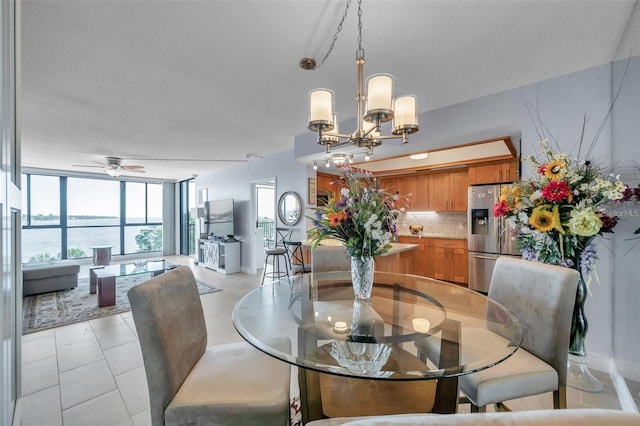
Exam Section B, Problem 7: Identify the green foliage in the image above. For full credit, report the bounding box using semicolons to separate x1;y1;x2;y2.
135;226;163;252
28;253;55;262
66;248;86;259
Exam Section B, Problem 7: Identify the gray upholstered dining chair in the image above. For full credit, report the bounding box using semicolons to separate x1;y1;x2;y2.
127;266;291;426
460;256;579;412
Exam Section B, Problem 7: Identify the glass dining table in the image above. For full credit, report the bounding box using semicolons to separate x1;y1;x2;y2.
232;271;523;424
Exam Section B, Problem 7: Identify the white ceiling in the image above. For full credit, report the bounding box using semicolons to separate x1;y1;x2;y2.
20;0;639;181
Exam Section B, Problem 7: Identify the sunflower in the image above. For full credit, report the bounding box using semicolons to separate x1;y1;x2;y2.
529;205;563;233
544;160;566;180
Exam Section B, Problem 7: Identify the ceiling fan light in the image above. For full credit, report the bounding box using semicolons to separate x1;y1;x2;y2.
106;167;123;177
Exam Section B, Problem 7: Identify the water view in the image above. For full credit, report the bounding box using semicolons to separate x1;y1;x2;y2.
22;217;162;263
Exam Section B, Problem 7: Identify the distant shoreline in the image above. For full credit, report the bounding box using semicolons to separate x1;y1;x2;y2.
26;215;117;221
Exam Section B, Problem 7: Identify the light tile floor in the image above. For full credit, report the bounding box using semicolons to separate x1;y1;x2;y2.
21;255;628;425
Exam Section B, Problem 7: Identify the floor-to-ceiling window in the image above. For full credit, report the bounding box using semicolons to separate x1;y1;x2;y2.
179;179;197;256
21;172;163;263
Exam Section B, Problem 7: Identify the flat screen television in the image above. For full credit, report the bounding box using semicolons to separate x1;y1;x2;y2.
205;199;234;237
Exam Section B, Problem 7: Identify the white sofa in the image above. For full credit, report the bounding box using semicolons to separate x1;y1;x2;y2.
306;409;640;425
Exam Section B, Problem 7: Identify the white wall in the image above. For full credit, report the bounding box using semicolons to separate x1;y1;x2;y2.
196;149;313;273
611;54;640;377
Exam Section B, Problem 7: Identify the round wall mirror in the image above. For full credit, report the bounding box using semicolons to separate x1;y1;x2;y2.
278;191;303;226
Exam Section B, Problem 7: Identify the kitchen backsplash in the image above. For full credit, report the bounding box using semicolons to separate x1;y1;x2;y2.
396;211;467;238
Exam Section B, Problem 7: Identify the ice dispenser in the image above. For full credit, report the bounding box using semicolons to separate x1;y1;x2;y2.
471;209;489;235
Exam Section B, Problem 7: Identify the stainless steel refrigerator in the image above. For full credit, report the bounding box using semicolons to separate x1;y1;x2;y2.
468;184;521;293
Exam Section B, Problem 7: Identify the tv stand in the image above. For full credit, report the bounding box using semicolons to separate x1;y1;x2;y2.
199;240;240;274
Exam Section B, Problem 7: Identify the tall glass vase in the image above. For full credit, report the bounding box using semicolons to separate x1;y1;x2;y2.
567;262;604;392
351;256;374;300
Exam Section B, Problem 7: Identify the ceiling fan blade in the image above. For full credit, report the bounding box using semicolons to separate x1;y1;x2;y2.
128;158;247;162
93;161;107;166
122;165;145;170
72;164;104;168
124;168;145;173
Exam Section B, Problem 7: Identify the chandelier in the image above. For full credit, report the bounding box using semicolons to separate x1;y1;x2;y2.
302;0;419;155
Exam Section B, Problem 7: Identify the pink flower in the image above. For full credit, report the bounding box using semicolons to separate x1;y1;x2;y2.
493;201;509;217
541;180;572;202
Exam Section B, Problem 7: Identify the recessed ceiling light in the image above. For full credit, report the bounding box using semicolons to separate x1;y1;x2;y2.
409;152;429;160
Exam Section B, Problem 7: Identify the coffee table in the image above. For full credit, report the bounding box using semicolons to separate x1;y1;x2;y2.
90;259;177;307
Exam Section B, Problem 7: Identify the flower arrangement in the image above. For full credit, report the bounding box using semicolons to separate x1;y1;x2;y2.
493;139;628;291
308;165;400;259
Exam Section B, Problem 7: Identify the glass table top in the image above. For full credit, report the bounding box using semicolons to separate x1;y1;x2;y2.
232;271;523;380
92;259;176;278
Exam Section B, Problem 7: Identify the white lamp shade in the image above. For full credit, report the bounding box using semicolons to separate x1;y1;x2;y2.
309;89;334;125
366;74;394;112
325;113;339;142
393;95;418;128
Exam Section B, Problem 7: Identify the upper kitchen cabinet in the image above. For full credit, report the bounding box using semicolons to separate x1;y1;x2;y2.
429;170;468;212
316;172;339;202
395;175;417;210
468;158;519;185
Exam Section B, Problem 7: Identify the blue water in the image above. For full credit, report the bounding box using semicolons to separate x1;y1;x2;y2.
22;218;161;262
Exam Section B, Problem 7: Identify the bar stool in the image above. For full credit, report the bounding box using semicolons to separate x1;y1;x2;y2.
261;246;289;285
260;227;294;285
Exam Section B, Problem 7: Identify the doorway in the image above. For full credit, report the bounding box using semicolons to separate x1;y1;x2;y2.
251;178;276;274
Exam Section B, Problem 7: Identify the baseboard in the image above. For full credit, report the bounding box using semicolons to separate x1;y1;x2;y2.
614;357;640;383
240;266;254;274
609;359;639;413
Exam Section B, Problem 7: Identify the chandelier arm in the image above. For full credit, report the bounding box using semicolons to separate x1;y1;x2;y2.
375;134;404;141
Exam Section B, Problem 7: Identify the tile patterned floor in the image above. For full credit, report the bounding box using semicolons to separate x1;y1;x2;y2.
20;255;628;425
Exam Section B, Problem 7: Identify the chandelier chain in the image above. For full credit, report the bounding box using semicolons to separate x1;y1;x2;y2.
357;0;364;58
315;0;353;69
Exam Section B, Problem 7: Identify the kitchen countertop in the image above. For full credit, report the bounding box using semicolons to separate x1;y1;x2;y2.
308;240;419;255
397;233;467;240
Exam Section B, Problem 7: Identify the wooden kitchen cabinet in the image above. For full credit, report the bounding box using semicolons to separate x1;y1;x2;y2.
395;175;417;210
432;238;467;285
316;172;339;202
429;170;468;212
398;236;433;278
468;159;519;184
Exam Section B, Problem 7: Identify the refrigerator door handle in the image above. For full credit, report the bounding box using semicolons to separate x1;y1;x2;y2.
472;254;500;260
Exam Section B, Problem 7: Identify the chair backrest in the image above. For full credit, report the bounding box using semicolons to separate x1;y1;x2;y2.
488;257;579;387
127;266;207;426
283;240;309;272
275;227;293;248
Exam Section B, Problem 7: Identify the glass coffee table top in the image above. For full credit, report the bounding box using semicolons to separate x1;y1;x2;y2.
92;259;177;278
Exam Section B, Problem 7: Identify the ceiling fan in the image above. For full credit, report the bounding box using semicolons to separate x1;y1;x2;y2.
73;157;145;177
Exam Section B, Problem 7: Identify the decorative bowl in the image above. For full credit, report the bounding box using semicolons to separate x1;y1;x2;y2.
329;340;392;376
409;225;424;235
133;259;148;268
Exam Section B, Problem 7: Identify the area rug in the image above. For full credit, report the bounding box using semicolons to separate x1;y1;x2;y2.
22;275;221;334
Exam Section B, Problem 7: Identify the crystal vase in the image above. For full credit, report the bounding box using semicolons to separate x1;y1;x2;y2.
567;262;604;392
350;256;375;300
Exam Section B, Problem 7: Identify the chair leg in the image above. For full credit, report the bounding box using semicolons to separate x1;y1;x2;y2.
495;402;511;412
470;403;486;413
261;255;270;285
553;387;567;409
